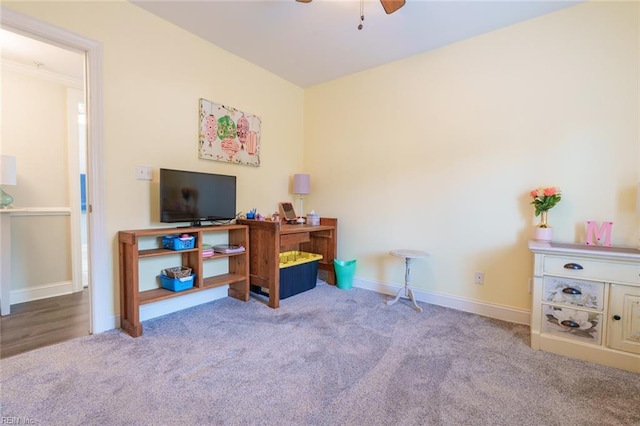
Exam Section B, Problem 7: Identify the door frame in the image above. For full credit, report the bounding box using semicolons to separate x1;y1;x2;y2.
67;88;85;293
1;7;108;333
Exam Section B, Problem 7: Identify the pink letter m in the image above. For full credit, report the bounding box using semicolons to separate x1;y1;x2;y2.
586;221;613;247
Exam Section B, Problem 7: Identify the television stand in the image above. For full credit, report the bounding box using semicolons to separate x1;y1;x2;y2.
177;221;202;228
118;224;249;337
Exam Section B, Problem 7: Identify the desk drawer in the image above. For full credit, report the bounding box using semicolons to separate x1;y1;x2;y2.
280;232;310;247
543;277;604;310
543;256;640;284
541;304;602;345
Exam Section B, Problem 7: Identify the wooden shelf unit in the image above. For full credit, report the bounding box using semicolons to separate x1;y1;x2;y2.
237;217;337;309
118;224;249;337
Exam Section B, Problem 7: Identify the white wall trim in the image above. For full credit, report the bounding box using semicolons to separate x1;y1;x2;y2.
1;58;83;89
67;88;84;293
2;7;108;333
11;280;73;304
354;276;531;326
7;207;70;216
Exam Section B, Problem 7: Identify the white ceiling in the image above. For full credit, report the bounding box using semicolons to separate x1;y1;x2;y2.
1;28;84;80
1;1;583;87
131;0;583;88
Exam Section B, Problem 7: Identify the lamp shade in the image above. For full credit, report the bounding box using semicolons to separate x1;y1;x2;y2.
293;174;310;195
0;155;17;186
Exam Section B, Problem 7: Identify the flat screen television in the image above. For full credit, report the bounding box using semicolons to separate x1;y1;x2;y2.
160;168;237;226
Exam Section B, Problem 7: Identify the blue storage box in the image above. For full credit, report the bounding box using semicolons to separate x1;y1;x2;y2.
160;274;195;292
251;251;322;300
162;235;195;250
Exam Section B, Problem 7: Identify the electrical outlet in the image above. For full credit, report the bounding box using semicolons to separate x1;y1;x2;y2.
136;165;153;181
474;272;484;285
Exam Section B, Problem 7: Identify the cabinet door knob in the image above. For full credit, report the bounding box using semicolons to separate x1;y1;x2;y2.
612;315;621;321
561;287;582;295
560;320;580;328
563;263;583;270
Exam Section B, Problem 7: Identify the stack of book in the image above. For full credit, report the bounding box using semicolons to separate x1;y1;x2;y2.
202;244;214;258
212;244;245;254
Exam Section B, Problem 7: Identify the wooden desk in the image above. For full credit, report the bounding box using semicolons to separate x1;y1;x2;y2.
237;218;337;308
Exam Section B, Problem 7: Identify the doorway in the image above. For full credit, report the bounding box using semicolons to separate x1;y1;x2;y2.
2;5;108;339
0;27;89;352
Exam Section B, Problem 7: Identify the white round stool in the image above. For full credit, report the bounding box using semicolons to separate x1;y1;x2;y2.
387;249;428;313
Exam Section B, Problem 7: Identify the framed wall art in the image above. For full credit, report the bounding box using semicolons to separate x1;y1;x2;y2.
198;98;261;167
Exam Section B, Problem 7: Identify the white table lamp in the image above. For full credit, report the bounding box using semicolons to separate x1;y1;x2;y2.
293;173;310;217
0;155;16;209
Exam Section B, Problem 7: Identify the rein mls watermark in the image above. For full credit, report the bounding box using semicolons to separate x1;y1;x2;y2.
1;417;36;425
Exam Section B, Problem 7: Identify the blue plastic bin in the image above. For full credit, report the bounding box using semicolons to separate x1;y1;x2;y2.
162;235;195;251
250;251;322;300
160;274;195;292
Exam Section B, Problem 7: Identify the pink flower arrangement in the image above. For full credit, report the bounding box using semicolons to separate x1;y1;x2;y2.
529;186;562;216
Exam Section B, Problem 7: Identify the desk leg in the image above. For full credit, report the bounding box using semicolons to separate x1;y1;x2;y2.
1;213;11;315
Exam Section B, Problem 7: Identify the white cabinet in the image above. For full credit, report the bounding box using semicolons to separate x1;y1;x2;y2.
529;241;640;373
608;284;640;354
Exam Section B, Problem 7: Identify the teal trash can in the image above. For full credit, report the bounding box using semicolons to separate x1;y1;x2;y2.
334;259;356;290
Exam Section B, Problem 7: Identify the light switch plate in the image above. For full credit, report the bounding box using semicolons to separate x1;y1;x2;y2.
136;165;153;181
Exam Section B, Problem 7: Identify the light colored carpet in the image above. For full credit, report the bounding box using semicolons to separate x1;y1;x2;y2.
1;282;638;425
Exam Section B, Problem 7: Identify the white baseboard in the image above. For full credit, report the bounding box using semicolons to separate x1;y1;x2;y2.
354;276;531;326
94;313;119;334
11;280;74;304
138;285;229;322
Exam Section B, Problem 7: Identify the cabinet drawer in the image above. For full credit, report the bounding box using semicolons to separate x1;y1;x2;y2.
542;277;604;310
543;256;640;284
541;304;602;345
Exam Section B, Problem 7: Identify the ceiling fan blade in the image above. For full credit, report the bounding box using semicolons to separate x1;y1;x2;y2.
296;0;313;3
380;0;405;14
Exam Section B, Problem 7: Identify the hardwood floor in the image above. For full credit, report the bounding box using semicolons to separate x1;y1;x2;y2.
0;290;90;359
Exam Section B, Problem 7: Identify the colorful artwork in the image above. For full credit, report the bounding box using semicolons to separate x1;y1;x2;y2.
198;98;261;167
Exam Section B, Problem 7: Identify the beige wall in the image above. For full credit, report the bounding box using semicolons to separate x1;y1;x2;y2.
3;69;69;207
4;1;638;322
2;67;72;290
304;1;639;310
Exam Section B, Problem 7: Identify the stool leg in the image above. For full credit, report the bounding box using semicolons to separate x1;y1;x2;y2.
407;287;423;313
387;257;422;313
404;258;423;313
405;257;411;295
387;285;405;306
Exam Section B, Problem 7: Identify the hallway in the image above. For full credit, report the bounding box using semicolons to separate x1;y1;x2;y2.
0;290;90;359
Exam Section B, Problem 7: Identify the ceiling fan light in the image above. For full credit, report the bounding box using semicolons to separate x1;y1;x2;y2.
380;0;405;14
